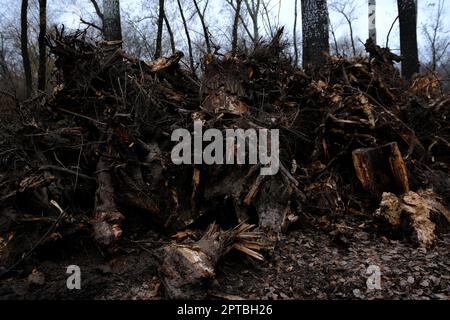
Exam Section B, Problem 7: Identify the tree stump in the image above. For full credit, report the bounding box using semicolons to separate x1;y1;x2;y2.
352;142;409;198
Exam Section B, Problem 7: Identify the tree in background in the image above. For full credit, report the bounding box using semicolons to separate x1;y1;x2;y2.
231;0;242;55
155;0;164;58
422;0;450;72
80;0;104;32
103;0;122;42
301;0;329;69
293;0;299;65
397;0;419;79
177;0;195;74
21;0;32;97
38;0;47;92
368;0;377;44
226;0;268;50
163;9;175;54
330;0;358;56
244;0;261;47
193;0;212;54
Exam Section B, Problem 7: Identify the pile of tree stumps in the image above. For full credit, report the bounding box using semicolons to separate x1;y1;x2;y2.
0;29;449;298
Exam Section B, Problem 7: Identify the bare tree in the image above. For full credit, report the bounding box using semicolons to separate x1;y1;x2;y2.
397;0;419;79
231;0;242;55
38;0;47;92
90;0;104;22
193;0;211;54
293;0;299;65
368;0;377;43
301;0;330;69
244;0;261;47
103;0;122;42
422;0;450;72
155;0;164;58
80;0;104;32
163;11;176;54
0;34;17;101
260;0;278;38
329;17;339;55
226;0;254;47
177;0;195;74
330;1;357;56
21;0;32;98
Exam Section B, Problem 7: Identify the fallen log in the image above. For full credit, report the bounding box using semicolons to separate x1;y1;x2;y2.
160;223;271;299
92;158;124;246
375;190;450;248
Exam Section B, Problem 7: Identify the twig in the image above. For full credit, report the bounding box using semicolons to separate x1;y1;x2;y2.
57;107;106;126
39;165;95;181
0;200;67;278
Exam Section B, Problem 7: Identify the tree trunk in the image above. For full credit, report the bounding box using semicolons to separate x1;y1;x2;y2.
163;11;176;54
397;0;419;79
343;13;356;56
329;18;339;56
231;0;242;55
368;0;377;44
193;0;211;54
38;0;47;92
293;0;299;65
177;0;195;74
21;0;32;98
92;158;124;246
244;0;260;47
352;142;409;199
155;0;164;59
301;0;329;70
103;0;122;42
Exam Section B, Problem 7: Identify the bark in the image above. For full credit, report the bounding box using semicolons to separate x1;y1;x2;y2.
155;0;164;59
38;0;47;92
301;0;329;70
397;0;419;79
92;157;125;246
176;0;195;74
161;223;269;299
193;0;211;54
231;0;242;55
21;0;32;98
377;191;437;248
103;0;122;42
293;0;299;65
368;0;377;44
352;142;409;199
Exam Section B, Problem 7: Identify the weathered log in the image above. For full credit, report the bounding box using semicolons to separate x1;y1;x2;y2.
376;191;438;248
160;223;270;299
92;158;124;246
352;142;409;198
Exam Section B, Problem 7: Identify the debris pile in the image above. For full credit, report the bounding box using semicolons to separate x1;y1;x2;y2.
0;29;449;298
